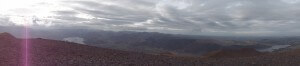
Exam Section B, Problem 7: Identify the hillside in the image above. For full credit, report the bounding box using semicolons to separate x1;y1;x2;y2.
199;49;300;66
202;48;262;58
2;32;300;66
0;32;200;66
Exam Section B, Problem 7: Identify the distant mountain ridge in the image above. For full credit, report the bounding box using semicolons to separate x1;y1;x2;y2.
7;30;272;56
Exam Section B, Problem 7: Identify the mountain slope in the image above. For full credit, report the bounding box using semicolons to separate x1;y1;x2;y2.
0;33;201;66
2;32;300;66
199;49;300;66
202;48;262;58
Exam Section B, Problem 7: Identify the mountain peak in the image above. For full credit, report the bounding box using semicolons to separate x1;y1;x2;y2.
0;32;16;40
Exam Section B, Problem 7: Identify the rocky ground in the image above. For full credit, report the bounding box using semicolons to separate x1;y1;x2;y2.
198;50;300;66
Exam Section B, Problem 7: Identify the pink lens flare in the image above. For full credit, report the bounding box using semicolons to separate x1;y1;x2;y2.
22;22;30;66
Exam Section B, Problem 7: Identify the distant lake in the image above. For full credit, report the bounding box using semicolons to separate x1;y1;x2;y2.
258;45;291;52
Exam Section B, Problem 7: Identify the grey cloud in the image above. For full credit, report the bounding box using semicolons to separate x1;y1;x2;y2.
54;16;88;21
52;11;79;15
63;0;300;36
2;0;300;36
0;16;13;26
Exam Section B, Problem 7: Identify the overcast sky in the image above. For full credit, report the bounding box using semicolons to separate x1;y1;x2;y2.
1;0;300;36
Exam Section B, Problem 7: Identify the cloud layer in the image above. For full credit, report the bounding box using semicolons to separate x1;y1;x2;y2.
1;0;300;36
63;37;85;44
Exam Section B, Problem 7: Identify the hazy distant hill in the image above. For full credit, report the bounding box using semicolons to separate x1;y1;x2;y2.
4;29;271;55
6;29;300;55
61;31;271;55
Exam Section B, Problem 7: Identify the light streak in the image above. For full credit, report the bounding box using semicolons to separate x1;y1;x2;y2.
22;20;30;66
